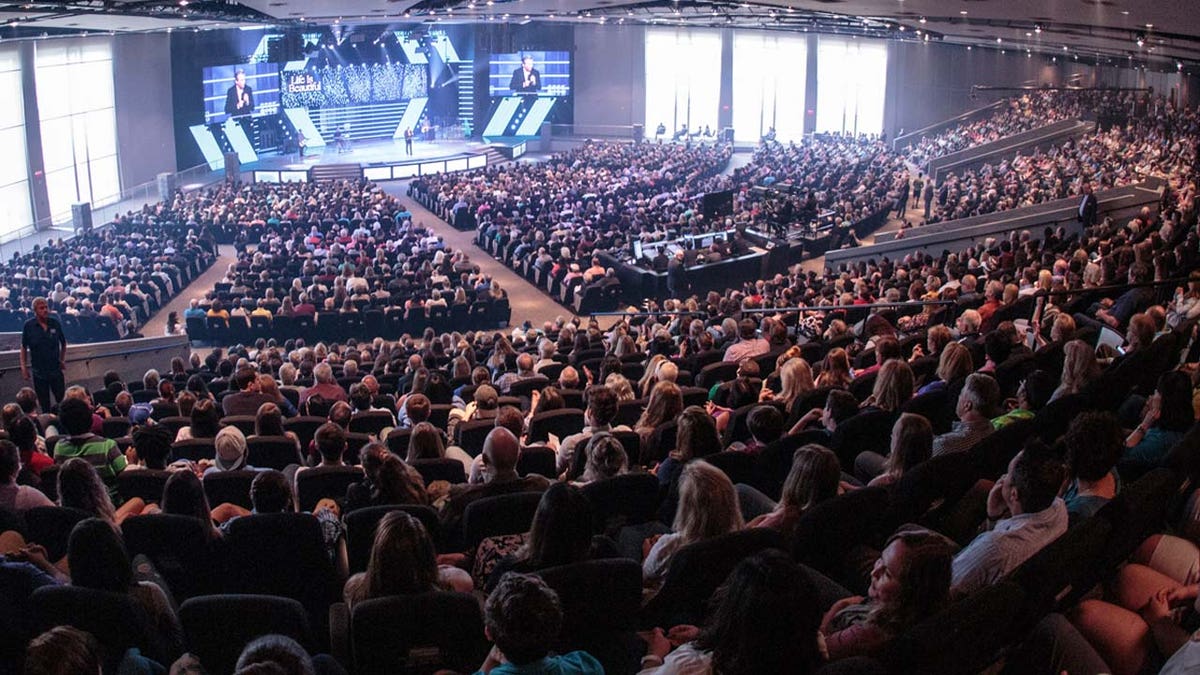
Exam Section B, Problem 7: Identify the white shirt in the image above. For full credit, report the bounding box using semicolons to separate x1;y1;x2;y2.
951;499;1068;597
637;643;713;675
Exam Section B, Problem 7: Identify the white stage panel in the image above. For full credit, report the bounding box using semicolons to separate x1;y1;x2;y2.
393;97;428;139
222;120;259;164
283;108;326;147
189;125;225;171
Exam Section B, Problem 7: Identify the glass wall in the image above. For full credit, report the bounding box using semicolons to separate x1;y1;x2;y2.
731;31;807;143
644;27;722;139
0;48;32;238
815;37;888;136
35;38;119;221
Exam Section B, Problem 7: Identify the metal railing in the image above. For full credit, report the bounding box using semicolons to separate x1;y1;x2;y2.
591;299;958;322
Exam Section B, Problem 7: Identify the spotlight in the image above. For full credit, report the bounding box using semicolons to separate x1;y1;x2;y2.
1034;24;1042;33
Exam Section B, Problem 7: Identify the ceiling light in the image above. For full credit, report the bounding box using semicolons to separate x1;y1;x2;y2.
959;10;967;15
1025;32;1032;37
1034;24;1042;33
996;37;1002;43
918;16;926;23
966;46;971;51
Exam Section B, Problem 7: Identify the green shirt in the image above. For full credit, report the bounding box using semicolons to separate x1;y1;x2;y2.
54;434;127;500
991;408;1035;430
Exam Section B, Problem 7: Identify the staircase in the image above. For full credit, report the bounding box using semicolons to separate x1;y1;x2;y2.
309;164;364;182
484;147;508;166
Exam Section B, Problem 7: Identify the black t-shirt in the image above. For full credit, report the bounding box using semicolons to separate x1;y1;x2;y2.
21;317;65;376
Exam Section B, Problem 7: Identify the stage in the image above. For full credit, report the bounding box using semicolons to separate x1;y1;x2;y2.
247;137;497;172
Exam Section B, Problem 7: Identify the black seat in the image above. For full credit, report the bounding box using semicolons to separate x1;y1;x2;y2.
202;470;256;510
23;506;91;562
581;473;661;536
462;491;543;551
696;361;738;390
526;408;585;444
171;438;216;463
116;469;170;504
385;427;412;456
883;581;1026;675
1009;515;1112;623
283;416;327;450
246;435;304;470
349;411;394;436
455;418;493;457
902;390;952;435
642;528;784;628
409;458;466;485
220;415;257;436
536;559;644;674
122;514;226;602
180;594;312;675
295;465;363;512
224;513;342;622
508;376;550;400
703;451;759;487
101;416;131;439
831;410;896;470
792;486;894;594
344;504;440;574
31;586;177;670
347;593;490;675
516;446;557;478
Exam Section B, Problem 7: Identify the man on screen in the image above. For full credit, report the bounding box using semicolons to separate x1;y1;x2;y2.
509;55;540;94
224;69;254;117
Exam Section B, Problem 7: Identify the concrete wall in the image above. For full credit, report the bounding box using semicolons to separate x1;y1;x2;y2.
572;24;645;133
113;32;178;189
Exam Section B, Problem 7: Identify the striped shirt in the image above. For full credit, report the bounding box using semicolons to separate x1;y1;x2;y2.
951;498;1067;597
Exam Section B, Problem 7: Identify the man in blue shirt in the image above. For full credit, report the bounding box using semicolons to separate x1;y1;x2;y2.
475;573;602;675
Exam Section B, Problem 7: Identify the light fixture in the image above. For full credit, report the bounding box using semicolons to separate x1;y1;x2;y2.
918;16;926;23
1034;24;1042;33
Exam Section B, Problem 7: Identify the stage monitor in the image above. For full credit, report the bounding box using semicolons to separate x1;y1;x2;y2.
204;63;280;124
702;189;735;220
489;51;570;97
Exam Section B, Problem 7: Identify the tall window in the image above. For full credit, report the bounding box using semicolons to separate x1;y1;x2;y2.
644;28;721;139
815;37;888;136
732;31;807;143
35;38;119;221
0;48;32;238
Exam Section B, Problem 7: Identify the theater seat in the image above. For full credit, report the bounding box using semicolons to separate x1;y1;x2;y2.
180;595;313;675
341;592;489;675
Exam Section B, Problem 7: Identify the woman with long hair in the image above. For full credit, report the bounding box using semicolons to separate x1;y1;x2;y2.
160;470;229;535
251;402;301;452
764;358;815;418
1124;370;1196;470
817;348;854;390
343;510;471;606
66;518;183;656
638;354;668;398
656;406;721;489
635;381;684;451
821;530;954;660
917;342;974;396
57;458;144;526
576;432;629;485
865;413;934;487
175;397;220;442
1051;339;1101;402
638;550;823;675
747;444;841;536
485;482;606;591
604;373;637;402
644;461;743;588
868;360;916;412
345;444;428;512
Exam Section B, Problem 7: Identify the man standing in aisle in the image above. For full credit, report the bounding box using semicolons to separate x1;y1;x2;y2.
20;297;66;413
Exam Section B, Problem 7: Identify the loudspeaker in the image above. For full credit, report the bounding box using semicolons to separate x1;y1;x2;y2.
71;202;92;234
157;172;176;201
224;152;240;183
632;124;644;140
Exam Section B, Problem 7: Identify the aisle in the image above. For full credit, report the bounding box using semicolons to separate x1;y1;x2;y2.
142;245;238;337
383;181;580;329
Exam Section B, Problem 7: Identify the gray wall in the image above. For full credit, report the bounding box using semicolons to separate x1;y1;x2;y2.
113;32;177;190
572;25;645;133
883;41;1198;139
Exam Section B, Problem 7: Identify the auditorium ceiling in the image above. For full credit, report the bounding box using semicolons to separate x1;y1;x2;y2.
0;0;1196;68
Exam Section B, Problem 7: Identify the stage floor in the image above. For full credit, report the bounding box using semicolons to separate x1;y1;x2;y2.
249;137;492;170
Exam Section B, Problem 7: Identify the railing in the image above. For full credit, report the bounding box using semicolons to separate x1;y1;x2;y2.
546;123;639;140
891;100;1006;151
591;300;958;323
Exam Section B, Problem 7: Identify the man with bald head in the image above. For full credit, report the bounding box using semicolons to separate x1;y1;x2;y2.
439;426;550;549
496;352;539;394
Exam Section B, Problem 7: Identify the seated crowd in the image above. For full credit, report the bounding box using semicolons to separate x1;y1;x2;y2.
0;217;215;339
7;96;1200;675
177;178;511;342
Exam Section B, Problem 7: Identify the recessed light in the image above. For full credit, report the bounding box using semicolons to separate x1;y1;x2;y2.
959;10;967;15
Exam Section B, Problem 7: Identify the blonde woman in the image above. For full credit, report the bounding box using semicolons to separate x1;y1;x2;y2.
916;342;974;396
638;354;668;398
604;372;637;402
635;381;683;449
1051;339;1100;402
867;360;915;412
745;444;841;537
858;413;935;485
762;358;815;420
643;461;743;588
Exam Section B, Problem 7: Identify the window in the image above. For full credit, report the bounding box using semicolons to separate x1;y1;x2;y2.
35;38;119;222
0;48;32;239
732;31;807;143
815;37;888;136
644;28;721;139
